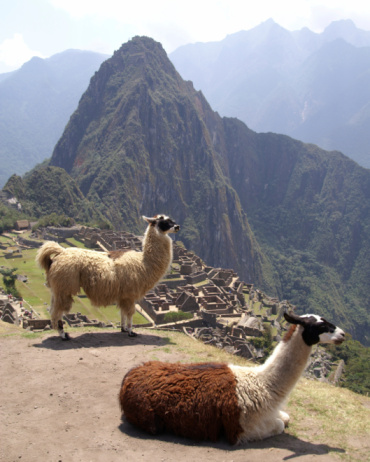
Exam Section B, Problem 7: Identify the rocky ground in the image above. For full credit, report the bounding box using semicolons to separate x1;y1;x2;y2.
0;325;363;462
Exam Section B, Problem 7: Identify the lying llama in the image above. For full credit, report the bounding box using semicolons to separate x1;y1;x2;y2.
119;312;345;444
36;215;179;340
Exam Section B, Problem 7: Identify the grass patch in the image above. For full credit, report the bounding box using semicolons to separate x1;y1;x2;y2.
288;378;370;461
64;237;87;248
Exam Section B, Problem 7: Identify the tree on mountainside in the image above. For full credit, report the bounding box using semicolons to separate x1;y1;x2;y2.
0;267;21;298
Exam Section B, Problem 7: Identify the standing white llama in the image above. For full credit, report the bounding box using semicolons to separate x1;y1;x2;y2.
36;214;179;339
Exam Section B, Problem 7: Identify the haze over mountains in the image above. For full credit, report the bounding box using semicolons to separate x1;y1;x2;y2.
170;19;370;168
4;36;369;345
0;50;108;187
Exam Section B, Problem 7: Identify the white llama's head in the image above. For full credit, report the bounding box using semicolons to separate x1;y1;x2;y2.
143;215;180;234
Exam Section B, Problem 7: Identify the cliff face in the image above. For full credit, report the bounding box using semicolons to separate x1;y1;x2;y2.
48;36;370;344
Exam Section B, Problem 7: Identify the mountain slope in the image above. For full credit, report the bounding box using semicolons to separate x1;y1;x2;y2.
170;19;370;168
3;166;106;226
221;119;370;341
0;50;109;187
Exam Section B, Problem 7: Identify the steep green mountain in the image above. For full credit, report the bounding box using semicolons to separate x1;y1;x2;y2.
0;50;109;188
10;36;368;345
50;37;272;292
3;166;107;226
170;19;370;169
222;121;370;343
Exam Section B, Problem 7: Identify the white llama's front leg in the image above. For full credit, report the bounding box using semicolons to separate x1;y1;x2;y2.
257;417;285;441
126;304;137;337
279;410;290;427
239;417;286;443
120;310;127;333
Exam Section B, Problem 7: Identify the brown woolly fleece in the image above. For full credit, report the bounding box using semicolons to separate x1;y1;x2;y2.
119;361;243;444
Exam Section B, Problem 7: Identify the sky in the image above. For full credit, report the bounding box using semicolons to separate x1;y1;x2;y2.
1;0;370;74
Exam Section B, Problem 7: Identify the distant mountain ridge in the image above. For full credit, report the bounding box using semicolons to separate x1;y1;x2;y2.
0;49;109;187
170;19;370;168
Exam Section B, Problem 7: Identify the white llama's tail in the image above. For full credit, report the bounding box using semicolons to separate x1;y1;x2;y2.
36;241;64;272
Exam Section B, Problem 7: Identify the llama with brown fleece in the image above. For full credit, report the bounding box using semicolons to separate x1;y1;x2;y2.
36;215;179;340
119;312;345;444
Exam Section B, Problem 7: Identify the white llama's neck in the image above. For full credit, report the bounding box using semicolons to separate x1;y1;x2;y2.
258;326;312;399
142;225;173;275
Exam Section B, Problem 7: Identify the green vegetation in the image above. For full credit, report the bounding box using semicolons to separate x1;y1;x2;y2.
3;169;110;229
32;213;74;230
327;335;370;396
0;202;32;233
0;267;21;298
249;324;274;357
163;310;193;323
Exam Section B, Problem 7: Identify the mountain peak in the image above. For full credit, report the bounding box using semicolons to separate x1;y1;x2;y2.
324;19;357;35
322;19;370;47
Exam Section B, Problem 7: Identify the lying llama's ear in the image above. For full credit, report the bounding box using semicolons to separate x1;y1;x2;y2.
284;312;303;325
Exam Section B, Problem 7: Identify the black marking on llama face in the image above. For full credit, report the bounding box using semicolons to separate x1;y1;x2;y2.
157;216;180;233
284;312;344;346
302;316;342;346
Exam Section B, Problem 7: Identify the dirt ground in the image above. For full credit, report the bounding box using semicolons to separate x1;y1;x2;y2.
0;327;353;462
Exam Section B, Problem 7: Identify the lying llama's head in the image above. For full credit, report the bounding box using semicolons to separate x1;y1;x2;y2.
143;215;180;234
284;312;345;346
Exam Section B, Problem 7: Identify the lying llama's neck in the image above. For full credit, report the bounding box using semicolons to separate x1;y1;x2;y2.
258;325;312;398
142;225;173;278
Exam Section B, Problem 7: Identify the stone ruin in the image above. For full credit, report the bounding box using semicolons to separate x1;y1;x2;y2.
63;312;114;329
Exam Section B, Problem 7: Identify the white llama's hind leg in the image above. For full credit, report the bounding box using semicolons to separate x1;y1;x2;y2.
51;294;73;340
119;301;137;337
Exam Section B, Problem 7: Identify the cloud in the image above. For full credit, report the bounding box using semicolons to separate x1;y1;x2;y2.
0;33;44;70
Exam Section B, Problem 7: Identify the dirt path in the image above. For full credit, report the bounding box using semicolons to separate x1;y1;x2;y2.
0;328;348;462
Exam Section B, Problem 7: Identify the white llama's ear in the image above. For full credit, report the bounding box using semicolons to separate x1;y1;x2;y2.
143;216;156;225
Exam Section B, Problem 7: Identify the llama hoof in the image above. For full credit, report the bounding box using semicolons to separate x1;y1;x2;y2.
61;332;71;341
128;331;138;337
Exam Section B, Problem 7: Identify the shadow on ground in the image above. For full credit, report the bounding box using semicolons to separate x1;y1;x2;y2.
33;330;173;350
119;418;345;460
